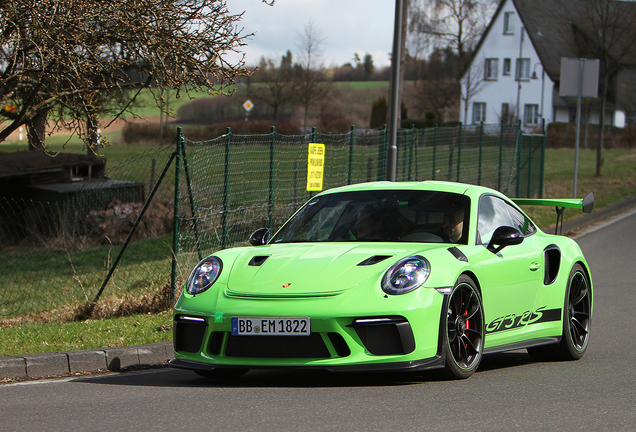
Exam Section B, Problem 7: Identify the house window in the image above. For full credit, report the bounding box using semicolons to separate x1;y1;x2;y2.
473;102;486;124
485;59;499;80
516;58;530;80
504;12;515;34
501;103;510;122
503;58;511;75
524;104;539;125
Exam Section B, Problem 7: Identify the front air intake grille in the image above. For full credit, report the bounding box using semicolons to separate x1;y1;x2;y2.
174;316;208;353
225;334;331;358
328;332;351;357
349;317;415;355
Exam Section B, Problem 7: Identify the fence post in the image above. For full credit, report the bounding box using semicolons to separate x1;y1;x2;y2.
498;122;504;191
432;124;438;180
222;127;231;249
478;122;484;185
516;124;523;197
91;147;179;309
408;125;415;181
181;130;202;261
456;122;463;182
528;134;534;197
377;125;388;180
171;128;183;302
540;120;546;198
269;126;275;230
348;125;355;184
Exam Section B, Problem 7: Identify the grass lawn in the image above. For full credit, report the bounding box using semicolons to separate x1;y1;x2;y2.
0;313;172;356
519;148;636;229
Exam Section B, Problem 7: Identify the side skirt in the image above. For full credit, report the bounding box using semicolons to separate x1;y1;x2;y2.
483;337;561;355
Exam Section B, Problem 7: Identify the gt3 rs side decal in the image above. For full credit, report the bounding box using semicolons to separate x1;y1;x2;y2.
486;306;561;334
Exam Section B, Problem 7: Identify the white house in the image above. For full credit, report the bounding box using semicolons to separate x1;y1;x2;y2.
460;0;634;131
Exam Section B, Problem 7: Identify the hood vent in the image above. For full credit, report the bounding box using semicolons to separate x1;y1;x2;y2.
248;256;270;266
357;255;393;266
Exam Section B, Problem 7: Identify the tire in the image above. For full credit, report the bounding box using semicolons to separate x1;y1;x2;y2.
194;368;249;380
443;275;485;379
527;263;591;361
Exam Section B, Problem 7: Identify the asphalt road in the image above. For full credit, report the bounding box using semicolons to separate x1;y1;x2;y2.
1;210;636;431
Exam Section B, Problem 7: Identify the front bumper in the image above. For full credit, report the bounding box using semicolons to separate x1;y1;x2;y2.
171;289;448;371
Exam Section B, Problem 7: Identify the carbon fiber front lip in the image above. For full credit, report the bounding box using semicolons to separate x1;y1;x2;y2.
169;356;445;374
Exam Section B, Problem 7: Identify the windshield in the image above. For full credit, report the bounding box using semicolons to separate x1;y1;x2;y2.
270;190;470;244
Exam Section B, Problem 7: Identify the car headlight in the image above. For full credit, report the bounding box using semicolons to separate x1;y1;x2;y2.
186;256;222;295
381;256;430;295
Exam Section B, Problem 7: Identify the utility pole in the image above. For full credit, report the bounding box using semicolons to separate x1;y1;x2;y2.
386;0;405;181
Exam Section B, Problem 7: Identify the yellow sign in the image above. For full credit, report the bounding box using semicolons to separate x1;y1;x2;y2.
307;143;325;191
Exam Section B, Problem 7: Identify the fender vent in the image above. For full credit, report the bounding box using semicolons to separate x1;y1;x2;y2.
248;256;270;266
448;247;468;262
358;255;393;266
544;245;561;285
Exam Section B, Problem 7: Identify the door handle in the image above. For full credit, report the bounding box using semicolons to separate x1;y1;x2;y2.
530;262;540;271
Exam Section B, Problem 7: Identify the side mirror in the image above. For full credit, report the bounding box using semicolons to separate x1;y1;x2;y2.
248;228;271;246
487;226;524;254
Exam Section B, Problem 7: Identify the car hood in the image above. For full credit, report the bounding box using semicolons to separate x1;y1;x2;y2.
225;242;445;298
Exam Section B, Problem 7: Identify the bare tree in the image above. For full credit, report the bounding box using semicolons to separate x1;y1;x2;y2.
0;0;271;151
249;53;298;120
295;20;330;132
616;67;636;149
460;60;490;124
414;78;459;123
558;0;636;176
409;0;497;71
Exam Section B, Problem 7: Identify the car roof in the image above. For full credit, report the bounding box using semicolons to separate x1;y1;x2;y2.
317;181;498;197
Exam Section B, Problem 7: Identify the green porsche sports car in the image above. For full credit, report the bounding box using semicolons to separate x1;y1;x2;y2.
170;181;593;379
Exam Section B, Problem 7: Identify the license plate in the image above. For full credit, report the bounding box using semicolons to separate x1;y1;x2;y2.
231;317;310;336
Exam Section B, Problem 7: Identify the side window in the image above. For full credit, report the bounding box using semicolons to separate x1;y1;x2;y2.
477;195;514;245
507;203;536;236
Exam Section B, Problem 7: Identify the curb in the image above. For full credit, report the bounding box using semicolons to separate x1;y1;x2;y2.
0;342;173;382
2;196;635;383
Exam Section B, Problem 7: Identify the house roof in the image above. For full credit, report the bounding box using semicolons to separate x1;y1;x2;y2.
468;0;636;84
513;0;577;83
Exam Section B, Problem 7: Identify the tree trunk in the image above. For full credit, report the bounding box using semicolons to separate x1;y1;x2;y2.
595;74;608;176
27;109;47;152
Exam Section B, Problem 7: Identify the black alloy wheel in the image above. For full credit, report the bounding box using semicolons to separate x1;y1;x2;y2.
444;275;484;379
563;264;591;357
527;263;591;361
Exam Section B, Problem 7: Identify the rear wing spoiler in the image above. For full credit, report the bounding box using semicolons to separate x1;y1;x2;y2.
512;192;594;235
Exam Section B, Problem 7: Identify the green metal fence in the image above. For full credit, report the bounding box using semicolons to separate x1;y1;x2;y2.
0;122;544;322
176;123;545;270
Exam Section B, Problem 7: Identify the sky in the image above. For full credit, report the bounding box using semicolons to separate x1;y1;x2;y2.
225;0;397;68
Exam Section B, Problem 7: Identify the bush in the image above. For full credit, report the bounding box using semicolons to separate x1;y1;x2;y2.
370;96;388;129
546;122;636;149
401;118;428;128
323;118;352;133
180;119;302;142
121;123;172;144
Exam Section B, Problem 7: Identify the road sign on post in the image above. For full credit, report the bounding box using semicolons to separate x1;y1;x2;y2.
243;99;254;121
559;58;599;198
307;143;325;192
